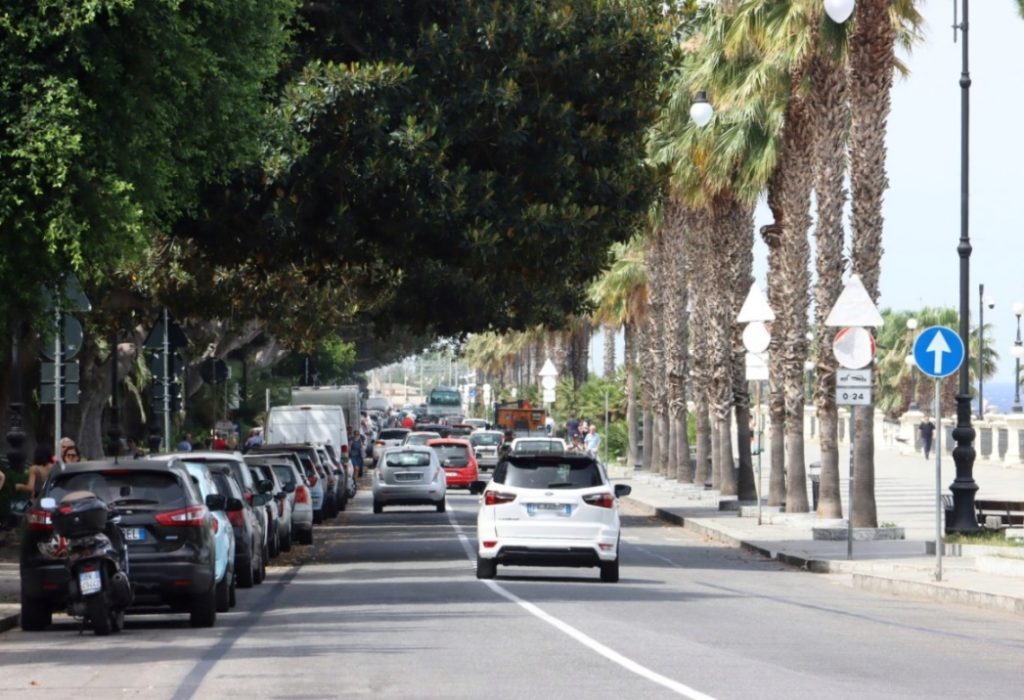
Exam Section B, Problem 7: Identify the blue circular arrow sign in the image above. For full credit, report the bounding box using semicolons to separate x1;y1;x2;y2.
913;326;965;379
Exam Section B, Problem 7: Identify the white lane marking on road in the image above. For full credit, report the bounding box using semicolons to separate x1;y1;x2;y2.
446;508;717;700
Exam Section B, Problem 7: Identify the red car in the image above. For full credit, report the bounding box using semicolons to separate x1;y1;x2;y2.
427;438;479;489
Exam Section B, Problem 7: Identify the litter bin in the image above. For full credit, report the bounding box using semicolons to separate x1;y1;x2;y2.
808;462;821;511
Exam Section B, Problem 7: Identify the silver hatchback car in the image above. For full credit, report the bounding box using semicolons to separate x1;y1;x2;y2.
372;446;447;514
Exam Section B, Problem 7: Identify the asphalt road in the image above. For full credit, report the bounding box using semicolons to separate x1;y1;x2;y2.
0;488;1021;699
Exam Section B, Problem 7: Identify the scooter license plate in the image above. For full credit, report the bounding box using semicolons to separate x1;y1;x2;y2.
79;569;102;596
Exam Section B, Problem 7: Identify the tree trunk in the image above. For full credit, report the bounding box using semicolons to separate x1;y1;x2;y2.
657;410;670;479
675;410;691;483
810;49;849;519
848;0;895;528
710;409;721;490
649;411;662;475
624;322;638;469
642;407;653;471
694;398;711;486
602;322;616;378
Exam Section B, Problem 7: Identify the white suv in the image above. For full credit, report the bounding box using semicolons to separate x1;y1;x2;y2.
473;454;630;582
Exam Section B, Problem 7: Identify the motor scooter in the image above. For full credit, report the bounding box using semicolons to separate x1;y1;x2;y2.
40;491;133;635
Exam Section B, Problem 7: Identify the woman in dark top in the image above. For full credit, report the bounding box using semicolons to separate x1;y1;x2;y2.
17;445;56;499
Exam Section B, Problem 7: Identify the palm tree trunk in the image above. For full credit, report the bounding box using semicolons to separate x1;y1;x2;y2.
676;410;691;483
766;76;815;514
695;398;711;486
762;210;788;507
810;49;848;518
624;321;638;469
602;322;616;378
642;407;653;471
848;0;895;528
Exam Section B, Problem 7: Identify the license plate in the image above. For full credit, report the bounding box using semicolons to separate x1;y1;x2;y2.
79;569;102;595
527;503;571;516
123;528;146;542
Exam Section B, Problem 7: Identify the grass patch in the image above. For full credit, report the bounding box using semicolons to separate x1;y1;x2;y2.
944;530;1024;547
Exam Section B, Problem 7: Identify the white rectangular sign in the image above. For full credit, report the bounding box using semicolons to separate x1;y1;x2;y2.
745;352;769;381
836;369;872;388
837;387;872;406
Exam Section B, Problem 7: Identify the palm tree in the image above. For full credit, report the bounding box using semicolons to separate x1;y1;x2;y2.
589;236;648;467
847;0;923;527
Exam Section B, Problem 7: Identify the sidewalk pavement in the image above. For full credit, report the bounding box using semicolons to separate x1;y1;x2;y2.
608;442;1024;617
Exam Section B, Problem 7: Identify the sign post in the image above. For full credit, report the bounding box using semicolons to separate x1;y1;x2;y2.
736;282;774;525
913;325;966;582
825;274;884;561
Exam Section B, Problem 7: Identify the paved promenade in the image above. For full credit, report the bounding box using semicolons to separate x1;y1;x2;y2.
609;438;1024;617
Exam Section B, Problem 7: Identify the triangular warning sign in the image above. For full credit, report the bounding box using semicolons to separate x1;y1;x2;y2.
824;274;884;328
143;311;190;349
736;282;775;323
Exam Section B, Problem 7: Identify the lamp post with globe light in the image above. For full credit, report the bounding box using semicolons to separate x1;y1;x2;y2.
690;91;713;127
1012;302;1024;413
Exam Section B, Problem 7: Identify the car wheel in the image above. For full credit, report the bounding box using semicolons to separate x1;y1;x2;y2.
253;549;264;585
300;527;314;545
269;524;280;559
338;492;347;512
19;596;52;631
189;585;217;628
259;549;268;581
372;500;383;514
436;496;446;513
215;573;231;613
313;509;323;525
87;594;112;636
476;556;497;580
237;554;254;588
599;557;619;583
228;567;237;608
280;528;292;553
111;608;125;634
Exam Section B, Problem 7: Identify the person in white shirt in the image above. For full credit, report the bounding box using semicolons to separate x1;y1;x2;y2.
583;426;601;457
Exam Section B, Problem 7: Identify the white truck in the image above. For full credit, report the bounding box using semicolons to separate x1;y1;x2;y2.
290;385;362;437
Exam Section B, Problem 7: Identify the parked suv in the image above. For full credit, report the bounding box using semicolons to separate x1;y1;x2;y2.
471;453;631;583
20;458;221;630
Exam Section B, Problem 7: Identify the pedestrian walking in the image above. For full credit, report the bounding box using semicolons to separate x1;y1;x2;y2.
349;431;365;478
178;432;193;452
919;416;936;459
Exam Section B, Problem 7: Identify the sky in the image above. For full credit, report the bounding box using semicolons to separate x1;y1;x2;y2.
748;0;1024;385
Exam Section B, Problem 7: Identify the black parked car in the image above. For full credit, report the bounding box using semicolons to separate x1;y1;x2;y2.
207;467;266;589
20;458;223;630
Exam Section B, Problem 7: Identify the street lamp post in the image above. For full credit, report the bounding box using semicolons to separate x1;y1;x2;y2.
977;284;994;418
5;322;26;474
1012;302;1024;413
906;318;919;411
689;91;713;127
950;0;980;534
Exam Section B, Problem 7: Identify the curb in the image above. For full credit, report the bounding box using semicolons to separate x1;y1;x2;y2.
0;610;19;634
851;573;1024;616
624;495;1024;616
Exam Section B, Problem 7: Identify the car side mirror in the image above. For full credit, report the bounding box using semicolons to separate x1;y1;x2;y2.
468;481;487;495
258;479;274;495
226;497;244;512
614;484;632;499
39;497;57;510
282;483;295;493
205;494;228;511
254;493;271;507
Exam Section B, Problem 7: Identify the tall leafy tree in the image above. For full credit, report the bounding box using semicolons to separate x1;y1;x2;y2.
174;0;664;339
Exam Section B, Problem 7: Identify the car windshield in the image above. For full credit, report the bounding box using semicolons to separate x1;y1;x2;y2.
494;460;603;489
405;433;439;446
385;452;432;468
271;465;297;488
379;429;410;441
470;433;501;447
49;470;188;508
432;445;469;466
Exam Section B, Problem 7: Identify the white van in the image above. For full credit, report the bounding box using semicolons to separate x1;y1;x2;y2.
265;405;349;462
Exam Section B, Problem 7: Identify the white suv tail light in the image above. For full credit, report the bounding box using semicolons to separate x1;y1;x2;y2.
484;490;517;506
582;492;614;509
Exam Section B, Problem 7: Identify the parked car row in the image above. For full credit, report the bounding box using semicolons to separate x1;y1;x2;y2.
19;441;353;632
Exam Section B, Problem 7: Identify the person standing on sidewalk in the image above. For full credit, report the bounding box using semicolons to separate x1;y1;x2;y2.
919;416;936;459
